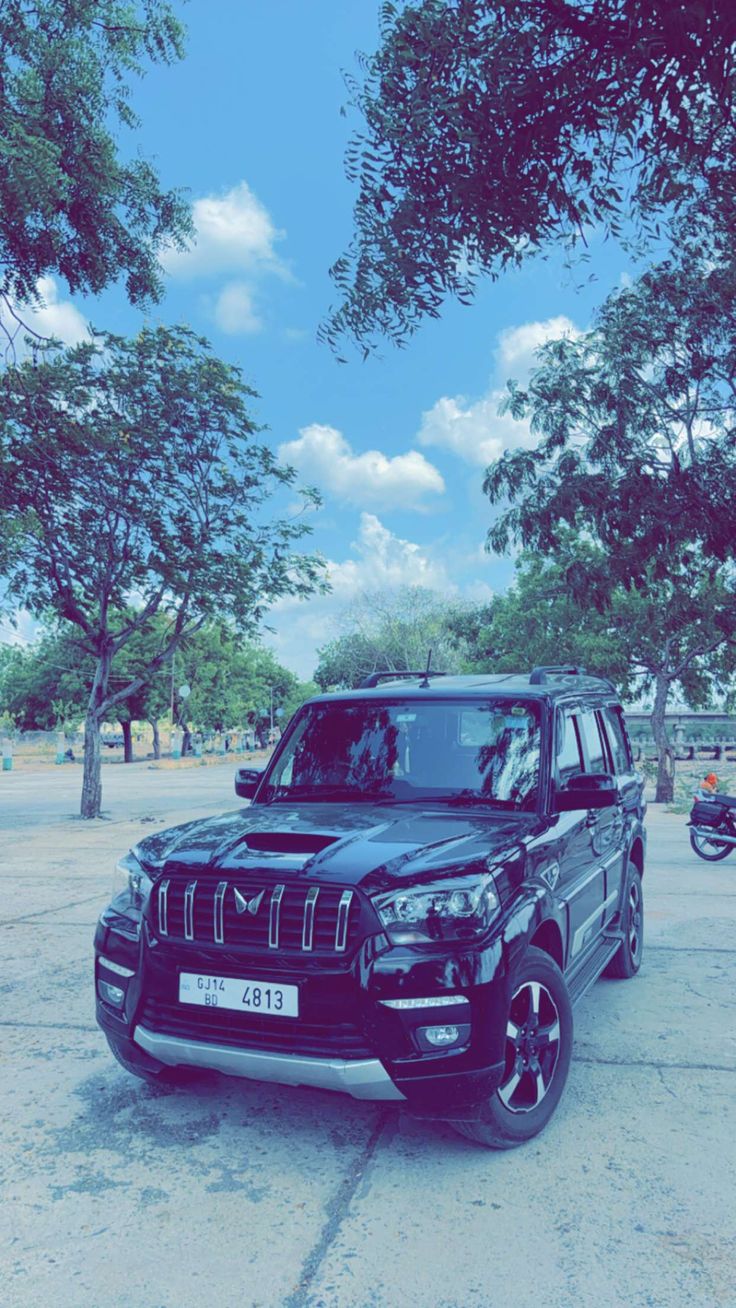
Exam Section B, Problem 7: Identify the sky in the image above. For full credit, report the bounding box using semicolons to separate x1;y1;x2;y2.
3;1;639;678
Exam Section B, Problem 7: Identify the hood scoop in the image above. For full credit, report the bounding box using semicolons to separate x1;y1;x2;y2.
233;831;339;858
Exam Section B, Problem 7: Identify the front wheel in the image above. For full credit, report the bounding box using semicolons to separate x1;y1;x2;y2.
453;947;573;1149
690;829;733;861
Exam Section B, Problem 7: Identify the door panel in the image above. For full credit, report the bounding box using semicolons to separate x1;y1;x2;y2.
553;710;605;965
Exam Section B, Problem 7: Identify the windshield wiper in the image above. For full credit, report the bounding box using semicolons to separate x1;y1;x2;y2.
442;791;517;809
265;786;388;804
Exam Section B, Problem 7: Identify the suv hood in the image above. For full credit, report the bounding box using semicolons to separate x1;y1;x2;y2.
135;802;531;894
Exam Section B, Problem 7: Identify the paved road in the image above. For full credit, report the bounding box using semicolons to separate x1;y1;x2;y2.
2;773;735;1308
0;755;254;831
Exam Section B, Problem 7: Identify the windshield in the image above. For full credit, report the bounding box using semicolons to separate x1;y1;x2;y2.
262;698;542;810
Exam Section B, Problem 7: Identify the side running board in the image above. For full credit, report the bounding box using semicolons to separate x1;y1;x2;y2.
567;938;622;1007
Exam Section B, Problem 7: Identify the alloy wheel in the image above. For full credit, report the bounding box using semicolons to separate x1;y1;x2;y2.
498;980;561;1114
628;878;643;962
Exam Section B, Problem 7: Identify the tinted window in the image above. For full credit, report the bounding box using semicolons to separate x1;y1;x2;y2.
264;698;542;809
579;711;606;772
601;707;631;774
556;713;583;783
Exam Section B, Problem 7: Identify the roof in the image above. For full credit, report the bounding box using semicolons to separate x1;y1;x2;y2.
311;670;619;704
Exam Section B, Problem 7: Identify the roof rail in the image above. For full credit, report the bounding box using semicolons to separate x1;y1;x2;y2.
529;665;618;694
359;670;448;689
529;665;586;685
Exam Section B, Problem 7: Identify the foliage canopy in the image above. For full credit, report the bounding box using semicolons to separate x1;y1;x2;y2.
322;0;736;354
0;0;191;330
484;244;736;594
0;324;325;813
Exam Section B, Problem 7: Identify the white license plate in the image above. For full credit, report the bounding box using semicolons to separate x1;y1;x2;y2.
178;972;298;1017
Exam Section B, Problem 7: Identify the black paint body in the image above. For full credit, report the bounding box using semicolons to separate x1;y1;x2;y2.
95;676;646;1119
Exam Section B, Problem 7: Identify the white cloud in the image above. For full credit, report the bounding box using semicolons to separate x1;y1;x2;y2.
0;609;38;647
418;315;581;467
418;392;533;467
265;514;452;676
496;315;579;378
0;277;89;355
213;281;262;335
328;513;449;593
164;181;285;280
278;424;445;511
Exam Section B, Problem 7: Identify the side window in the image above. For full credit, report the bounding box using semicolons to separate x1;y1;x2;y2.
578;711;606;773
600;706;632;774
556;712;583;784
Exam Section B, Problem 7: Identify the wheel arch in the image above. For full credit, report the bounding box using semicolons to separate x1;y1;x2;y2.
528;917;564;970
629;837;645;879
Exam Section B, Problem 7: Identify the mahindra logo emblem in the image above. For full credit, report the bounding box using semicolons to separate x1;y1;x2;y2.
233;887;265;916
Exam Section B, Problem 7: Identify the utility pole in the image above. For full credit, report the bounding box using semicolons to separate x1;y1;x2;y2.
270;685;274;732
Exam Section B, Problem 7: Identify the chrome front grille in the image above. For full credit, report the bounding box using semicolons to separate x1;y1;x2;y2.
153;875;362;955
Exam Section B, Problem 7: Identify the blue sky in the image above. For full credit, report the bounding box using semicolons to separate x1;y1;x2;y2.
5;2;639;677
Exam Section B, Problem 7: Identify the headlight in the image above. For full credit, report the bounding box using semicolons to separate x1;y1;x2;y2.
372;873;499;945
113;850;154;906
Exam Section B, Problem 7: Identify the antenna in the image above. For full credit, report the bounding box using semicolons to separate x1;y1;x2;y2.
420;648;433;688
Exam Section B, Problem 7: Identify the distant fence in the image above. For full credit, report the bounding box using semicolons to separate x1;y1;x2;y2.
0;726;270;769
623;711;736;764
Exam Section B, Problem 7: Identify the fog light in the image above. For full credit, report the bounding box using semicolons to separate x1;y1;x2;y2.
97;979;125;1009
413;1023;472;1054
424;1025;460;1047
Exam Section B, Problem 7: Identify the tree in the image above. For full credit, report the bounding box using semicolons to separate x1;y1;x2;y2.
321;0;736;354
168;623;311;745
0;0;191;348
485;246;736;592
0;630;90;731
453;540;736;802
0;325;325;817
314;587;470;688
109;618;171;760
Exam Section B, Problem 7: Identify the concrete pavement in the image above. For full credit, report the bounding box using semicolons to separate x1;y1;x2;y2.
1;768;735;1307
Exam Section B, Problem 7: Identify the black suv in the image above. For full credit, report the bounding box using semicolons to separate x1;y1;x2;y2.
95;666;645;1148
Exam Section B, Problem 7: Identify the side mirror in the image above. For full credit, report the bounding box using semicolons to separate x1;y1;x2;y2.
235;767;263;800
553;772;618;812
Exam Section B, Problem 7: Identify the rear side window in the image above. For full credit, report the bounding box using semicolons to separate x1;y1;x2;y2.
556;713;583;783
600;706;632;774
578;711;606;773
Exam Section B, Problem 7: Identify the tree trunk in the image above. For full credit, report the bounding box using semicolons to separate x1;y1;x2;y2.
121;719;133;764
651;673;675;804
150;719;160;760
81;711;103;818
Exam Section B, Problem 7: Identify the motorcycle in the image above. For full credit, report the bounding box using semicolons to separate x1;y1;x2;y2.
688;796;736;861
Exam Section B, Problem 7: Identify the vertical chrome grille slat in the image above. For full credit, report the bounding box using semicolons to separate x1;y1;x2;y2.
184;880;197;941
269;884;285;949
302;886;320;952
160;877;357;954
158;879;169;936
213;880;227;944
334;890;354;952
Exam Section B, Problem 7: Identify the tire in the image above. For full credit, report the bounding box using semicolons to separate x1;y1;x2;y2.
690;829;733;861
453;947;573;1149
604;863;644;979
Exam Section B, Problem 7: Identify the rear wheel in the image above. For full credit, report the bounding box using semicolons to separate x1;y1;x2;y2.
453;947;573;1149
605;864;644;979
690;829;733;861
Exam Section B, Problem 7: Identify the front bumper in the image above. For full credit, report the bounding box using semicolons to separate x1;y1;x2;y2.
95;908;510;1120
134;1024;404;1100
